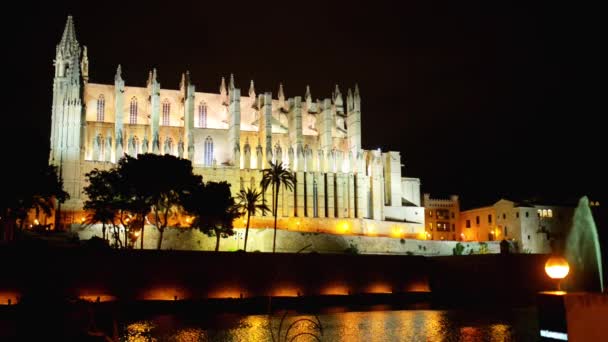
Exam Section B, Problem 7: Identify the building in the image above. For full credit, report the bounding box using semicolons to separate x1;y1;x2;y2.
423;194;460;241
49;16;425;238
459;199;574;253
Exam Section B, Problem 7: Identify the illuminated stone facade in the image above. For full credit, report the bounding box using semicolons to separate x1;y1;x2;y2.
49;16;425;237
458;199;573;253
423;194;460;241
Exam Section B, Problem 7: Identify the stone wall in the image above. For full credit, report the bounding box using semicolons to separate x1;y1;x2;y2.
72;224;499;256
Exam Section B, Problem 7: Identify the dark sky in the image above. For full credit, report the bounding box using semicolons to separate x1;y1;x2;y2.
5;0;603;209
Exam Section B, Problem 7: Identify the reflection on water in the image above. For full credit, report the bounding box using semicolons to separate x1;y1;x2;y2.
121;308;538;341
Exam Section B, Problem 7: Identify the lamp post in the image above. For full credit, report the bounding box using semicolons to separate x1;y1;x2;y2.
545;256;570;291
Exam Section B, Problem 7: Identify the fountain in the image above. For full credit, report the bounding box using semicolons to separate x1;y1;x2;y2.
564;196;604;292
537;196;607;341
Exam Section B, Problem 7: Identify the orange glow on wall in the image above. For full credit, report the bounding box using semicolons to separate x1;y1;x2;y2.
79;294;117;302
365;282;392;294
321;284;350;295
139;287;189;301
337;221;350;234
272;286;300;297
0;291;20;305
405;281;431;292
391;226;403;238
208;287;244;299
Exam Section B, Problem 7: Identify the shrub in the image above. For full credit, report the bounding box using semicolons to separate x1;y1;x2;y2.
344;243;359;254
452;242;465;255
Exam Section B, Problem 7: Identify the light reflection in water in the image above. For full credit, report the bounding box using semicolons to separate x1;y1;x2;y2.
121;309;530;341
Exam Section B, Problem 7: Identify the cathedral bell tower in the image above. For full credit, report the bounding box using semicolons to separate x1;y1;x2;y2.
49;16;85;223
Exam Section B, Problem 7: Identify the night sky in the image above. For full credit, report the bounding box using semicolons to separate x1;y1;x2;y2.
5;0;602;209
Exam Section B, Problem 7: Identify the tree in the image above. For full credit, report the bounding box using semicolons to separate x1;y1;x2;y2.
83;168;121;245
0;164;68;239
235;187;269;252
136;154;201;249
260;161;295;253
184;181;239;252
107;154;201;250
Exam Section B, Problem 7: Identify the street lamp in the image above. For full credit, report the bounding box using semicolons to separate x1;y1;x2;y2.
545;256;570;290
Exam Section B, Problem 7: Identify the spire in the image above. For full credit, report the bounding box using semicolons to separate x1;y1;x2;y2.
333;84;344;113
180;72;186;90
220;77;227;95
278;83;285;101
58;15;79;57
249;80;256;99
81;46;89;83
229;74;235;90
354;83;360;98
347;88;354;112
114;65;123;82
305;85;312;102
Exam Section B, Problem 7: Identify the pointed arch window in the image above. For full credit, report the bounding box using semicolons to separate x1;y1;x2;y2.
204;136;214;166
129;97;138;124
198;102;207;128
96;95;105;122
162;99;171;126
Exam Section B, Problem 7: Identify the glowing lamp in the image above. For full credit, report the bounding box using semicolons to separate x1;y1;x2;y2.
545;256;570;280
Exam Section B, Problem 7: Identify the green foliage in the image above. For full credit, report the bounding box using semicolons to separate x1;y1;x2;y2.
400;238;405;244
406;251;414;256
452;242;465;255
477;242;490;254
344;243;359;254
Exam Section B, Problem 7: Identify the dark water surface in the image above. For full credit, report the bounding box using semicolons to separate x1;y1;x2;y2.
119;307;539;341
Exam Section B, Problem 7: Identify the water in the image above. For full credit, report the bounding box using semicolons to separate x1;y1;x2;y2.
565;196;604;292
120;308;539;341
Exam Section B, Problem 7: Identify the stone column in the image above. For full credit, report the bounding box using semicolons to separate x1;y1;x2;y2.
259;93;273;168
114;66;125;160
319;98;333;172
228;88;241;167
149;69;161;154
347;86;361;157
184;73;195;160
296;171;305;217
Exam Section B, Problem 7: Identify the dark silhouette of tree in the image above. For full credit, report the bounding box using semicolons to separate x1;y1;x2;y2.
93;154;202;250
184;181;239;252
260;161;294;253
83;169;121;245
235;187;269;252
0;165;68;239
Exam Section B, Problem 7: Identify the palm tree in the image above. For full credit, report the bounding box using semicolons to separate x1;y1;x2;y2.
235;187;270;252
260;161;295;253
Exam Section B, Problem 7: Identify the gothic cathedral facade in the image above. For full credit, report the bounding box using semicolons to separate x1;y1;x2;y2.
50;16;425;237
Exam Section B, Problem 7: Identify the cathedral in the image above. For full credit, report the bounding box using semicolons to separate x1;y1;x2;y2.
50;16;425;237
